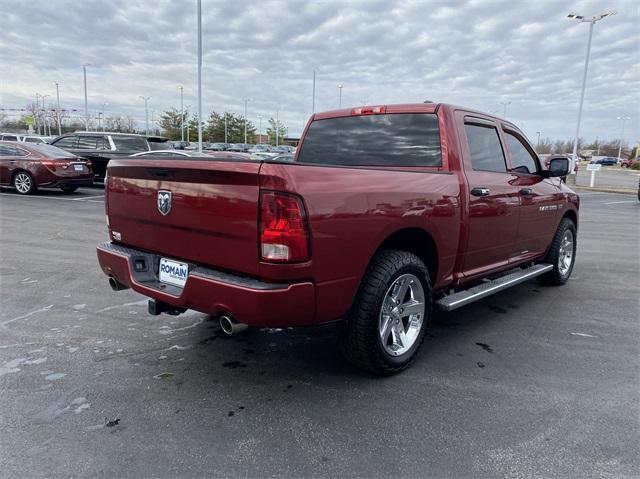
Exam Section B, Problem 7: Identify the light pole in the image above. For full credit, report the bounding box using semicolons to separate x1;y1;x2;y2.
243;98;251;144
35;93;41;135
83;64;91;130
500;101;510;117
224;113;228;143
101;102;108;132
197;0;203;152
179;86;184;142
567;10;616;169
139;96;150;135
41;94;50;136
275;110;279;146
257;114;263;144
312;69;316;114
54;82;62;135
536;131;541;149
337;84;343;108
616;116;630;159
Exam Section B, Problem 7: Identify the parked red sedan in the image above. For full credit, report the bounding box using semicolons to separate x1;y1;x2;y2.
0;141;93;194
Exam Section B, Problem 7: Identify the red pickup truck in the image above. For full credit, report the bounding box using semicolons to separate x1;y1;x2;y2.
97;103;579;374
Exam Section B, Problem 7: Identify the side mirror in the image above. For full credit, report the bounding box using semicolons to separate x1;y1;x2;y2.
548;157;569;177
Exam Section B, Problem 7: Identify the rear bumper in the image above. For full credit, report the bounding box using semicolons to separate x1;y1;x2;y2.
96;242;316;327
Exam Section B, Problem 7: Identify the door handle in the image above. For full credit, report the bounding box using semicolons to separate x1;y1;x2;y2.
470;187;490;197
519;188;533;196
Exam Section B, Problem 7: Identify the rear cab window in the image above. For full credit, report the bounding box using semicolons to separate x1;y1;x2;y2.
297;113;442;167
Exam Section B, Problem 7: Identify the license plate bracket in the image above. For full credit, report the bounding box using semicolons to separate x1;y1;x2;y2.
159;258;189;288
74;164;84;171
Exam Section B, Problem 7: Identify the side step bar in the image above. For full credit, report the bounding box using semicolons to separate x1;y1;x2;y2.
435;263;553;312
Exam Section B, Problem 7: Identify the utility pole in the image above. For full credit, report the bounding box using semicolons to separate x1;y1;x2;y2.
54;82;62;136
338;84;343;108
180;86;184;142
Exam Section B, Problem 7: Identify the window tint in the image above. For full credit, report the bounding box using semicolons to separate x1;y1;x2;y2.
53;136;78;148
24;137;43;143
464;123;507;173
505;132;538;174
76;135;102;149
0;145;18;156
13;147;29;157
297;113;441;167
2;135;19;141
111;136;149;152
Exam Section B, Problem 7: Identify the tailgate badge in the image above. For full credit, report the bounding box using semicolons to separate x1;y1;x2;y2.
157;190;172;216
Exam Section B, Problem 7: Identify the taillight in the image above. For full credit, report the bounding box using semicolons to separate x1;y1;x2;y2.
41;160;71;171
259;191;310;263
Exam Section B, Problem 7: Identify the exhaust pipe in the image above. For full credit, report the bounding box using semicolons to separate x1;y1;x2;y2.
108;276;129;291
219;315;248;335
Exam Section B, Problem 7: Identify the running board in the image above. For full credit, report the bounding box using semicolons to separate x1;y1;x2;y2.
435;264;553;312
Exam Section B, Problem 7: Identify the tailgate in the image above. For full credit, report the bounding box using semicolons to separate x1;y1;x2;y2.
106;158;261;277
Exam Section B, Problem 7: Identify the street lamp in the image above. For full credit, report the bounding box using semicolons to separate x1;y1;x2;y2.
54;82;62;136
243;98;252;144
275;109;279;146
101;102;108;132
196;0;203;152
83;64;91;130
312;69;316;114
500;101;511;117
257;114;263;144
616;116;631;159
337;84;343;108
139;96;151;135
41;94;50;136
536;131;541;149
567;10;617;169
179;86;184;142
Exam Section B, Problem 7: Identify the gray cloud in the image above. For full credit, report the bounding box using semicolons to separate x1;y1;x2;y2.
1;0;638;143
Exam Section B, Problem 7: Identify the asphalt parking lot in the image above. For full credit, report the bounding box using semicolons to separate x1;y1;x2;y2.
0;186;638;478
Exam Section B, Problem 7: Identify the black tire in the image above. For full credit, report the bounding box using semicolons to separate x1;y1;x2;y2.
338;250;432;375
12;171;37;195
60;186;78;194
538;218;577;285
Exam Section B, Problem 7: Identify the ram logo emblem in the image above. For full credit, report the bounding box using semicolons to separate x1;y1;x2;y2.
157;190;172;216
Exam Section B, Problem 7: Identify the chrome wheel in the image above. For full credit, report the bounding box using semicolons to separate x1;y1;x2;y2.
14;172;33;194
558;229;574;276
378;273;425;357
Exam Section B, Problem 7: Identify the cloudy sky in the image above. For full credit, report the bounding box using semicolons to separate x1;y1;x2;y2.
1;0;638;143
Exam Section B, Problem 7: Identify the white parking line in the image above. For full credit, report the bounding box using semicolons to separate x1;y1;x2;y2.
0;193;103;202
71;195;105;201
604;200;636;205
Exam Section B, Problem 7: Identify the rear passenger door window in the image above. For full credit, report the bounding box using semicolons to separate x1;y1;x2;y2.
53;136;78;149
76;136;102;150
464;123;507;173
504;131;539;174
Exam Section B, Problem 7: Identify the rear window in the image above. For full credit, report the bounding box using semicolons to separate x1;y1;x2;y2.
30;144;78;158
111;136;149;152
297;113;441;167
